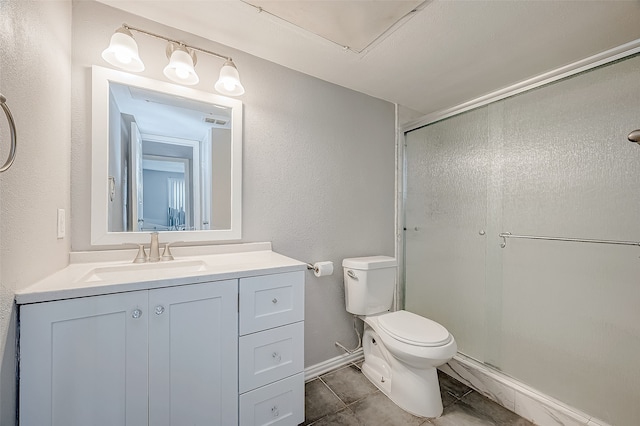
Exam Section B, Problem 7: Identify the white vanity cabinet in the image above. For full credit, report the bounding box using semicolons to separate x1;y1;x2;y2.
238;271;305;426
19;280;239;426
17;247;307;426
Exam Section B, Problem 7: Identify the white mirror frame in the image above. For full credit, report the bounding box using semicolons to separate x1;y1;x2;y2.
91;65;242;246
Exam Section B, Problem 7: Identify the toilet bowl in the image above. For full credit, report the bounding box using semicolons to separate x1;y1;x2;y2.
360;311;457;417
342;256;457;418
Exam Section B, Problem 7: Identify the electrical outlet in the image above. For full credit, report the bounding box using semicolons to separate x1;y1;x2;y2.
57;209;65;239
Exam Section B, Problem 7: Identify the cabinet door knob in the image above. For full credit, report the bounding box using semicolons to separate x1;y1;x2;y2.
131;308;143;319
271;405;279;417
272;298;278;304
272;352;281;363
155;305;165;315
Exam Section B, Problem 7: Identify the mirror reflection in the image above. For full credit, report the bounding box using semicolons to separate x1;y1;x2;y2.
107;82;232;232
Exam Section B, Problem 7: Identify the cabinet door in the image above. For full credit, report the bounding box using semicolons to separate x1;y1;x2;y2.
19;291;149;426
148;280;238;426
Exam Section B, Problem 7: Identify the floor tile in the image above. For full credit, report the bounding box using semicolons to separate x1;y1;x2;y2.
432;392;534;426
438;369;472;399
304;378;346;425
348;391;425;426
430;402;496;426
461;392;535;425
438;369;472;408
440;387;458;409
305;361;534;426
321;364;378;405
309;407;361;426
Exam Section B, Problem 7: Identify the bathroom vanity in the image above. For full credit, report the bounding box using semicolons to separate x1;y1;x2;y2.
15;243;306;426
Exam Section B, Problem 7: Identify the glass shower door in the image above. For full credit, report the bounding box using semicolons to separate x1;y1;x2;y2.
402;54;640;425
404;107;490;362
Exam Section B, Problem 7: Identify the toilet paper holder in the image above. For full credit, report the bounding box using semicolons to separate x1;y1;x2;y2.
306;261;334;277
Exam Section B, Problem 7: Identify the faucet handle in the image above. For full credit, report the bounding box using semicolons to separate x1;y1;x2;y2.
133;244;148;263
161;242;178;261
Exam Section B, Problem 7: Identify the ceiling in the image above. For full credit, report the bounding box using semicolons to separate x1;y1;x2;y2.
97;0;640;118
111;82;231;142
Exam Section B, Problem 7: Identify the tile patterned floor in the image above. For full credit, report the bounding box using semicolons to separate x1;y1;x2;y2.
303;363;535;426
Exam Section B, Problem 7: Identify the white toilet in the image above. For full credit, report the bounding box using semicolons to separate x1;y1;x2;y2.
343;256;457;418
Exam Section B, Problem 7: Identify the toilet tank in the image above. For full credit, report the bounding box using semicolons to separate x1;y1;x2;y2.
342;256;397;315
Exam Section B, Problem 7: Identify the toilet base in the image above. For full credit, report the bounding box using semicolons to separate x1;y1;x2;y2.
361;329;444;418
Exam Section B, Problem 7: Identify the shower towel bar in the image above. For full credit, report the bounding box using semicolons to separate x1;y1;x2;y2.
499;232;640;249
0;93;17;173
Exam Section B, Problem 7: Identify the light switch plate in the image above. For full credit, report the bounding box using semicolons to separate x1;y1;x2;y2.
57;209;65;239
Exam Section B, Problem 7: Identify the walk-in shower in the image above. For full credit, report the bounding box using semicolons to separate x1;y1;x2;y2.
402;53;640;426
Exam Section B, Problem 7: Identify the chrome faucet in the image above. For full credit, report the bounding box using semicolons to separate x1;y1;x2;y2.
130;233;174;263
149;232;160;262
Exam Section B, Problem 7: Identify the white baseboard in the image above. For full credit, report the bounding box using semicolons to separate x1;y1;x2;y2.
304;348;364;382
440;354;611;426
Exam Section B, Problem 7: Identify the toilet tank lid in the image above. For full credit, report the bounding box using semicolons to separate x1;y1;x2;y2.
342;256;397;270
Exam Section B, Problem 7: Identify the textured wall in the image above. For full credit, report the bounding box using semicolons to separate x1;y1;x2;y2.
71;1;395;367
405;55;640;426
0;1;72;424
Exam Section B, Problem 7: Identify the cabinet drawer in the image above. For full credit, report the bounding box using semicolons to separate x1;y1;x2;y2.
239;321;304;393
239;373;304;426
239;271;304;335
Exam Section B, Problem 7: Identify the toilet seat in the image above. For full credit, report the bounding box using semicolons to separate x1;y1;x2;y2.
378;310;452;347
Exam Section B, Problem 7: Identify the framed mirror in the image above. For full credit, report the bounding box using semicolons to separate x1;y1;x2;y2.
91;66;242;245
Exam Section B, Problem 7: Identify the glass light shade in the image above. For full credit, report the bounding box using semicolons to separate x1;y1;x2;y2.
101;28;144;72
215;61;245;96
163;46;199;86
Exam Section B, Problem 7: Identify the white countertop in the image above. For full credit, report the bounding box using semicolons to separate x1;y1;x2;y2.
16;243;307;304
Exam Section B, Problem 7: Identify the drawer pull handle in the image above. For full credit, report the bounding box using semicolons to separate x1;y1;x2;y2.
155;305;165;315
272;298;278;304
272;352;281;363
271;405;279;417
131;308;143;319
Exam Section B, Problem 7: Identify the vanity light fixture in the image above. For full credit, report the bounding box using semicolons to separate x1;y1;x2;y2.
101;27;144;72
163;43;199;85
215;61;245;96
102;24;245;96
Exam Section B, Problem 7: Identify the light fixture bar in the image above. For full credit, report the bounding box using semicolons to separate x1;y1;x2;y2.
122;23;233;62
104;23;245;96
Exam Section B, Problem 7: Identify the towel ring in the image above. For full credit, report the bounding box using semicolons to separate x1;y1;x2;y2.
0;93;17;173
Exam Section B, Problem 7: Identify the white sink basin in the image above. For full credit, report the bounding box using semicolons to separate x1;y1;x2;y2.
78;260;207;284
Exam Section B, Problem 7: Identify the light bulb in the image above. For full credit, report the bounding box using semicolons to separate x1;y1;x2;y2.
115;51;132;65
175;67;189;80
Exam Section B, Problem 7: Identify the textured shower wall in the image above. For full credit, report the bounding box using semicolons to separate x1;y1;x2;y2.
405;55;640;426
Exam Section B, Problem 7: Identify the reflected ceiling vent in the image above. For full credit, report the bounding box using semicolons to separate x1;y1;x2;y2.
204;117;228;126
